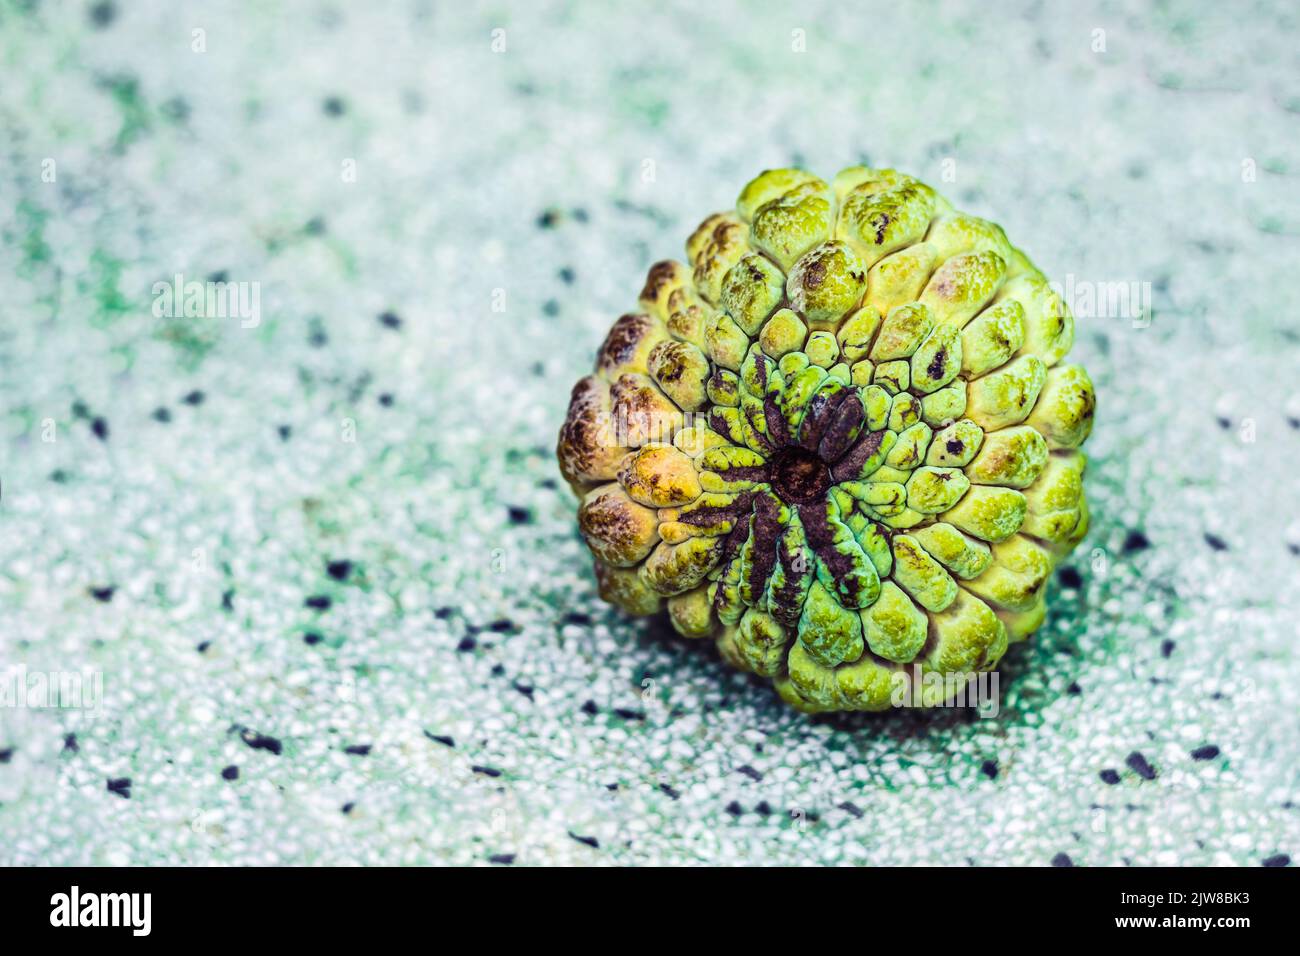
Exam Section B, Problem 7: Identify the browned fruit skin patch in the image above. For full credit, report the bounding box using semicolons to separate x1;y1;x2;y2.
558;166;1095;712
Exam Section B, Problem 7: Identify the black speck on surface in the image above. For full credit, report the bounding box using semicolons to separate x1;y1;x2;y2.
838;801;864;819
1100;769;1121;785
456;636;476;652
507;506;532;525
221;765;239;781
980;759;999;780
568;831;599;849
221;589;235;611
378;310;402;330
754;800;772;816
1050;852;1074;867
424;732;455;747
1204;533;1229;551
88;1;115;28
304;594;331;610
1067;681;1082;696
562;612;592;626
152;407;172;423
378;392;394;407
181;389;205;406
322;95;346;116
558;266;576;284
490;663;505;677
277;424;292;441
581;700;598;715
542;299;560;317
1262;854;1291;867
89;586;116;603
489;853;516;865
106;777;131;799
537;209;561;229
1161;639;1176;658
196;640;211;653
1122;530;1150;553
472;765;502;778
0;747;13;764
1057;566;1082;588
725;801;743;816
736;765;763;782
63;734;78;753
1191;745;1221;761
90;417;109;440
613;708;644;721
240;731;283;755
434;606;453;620
303;631;322;646
489;618;516;633
514;682;535;700
341;802;355;814
1126;751;1157;780
344;744;371;756
326;559;353;581
659;783;681;800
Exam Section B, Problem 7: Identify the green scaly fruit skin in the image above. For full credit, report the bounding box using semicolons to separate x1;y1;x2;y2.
559;166;1095;713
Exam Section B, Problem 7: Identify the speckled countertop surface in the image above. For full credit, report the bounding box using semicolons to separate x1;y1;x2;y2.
0;0;1297;866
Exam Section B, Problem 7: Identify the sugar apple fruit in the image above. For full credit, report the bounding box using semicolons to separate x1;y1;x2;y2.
558;166;1094;713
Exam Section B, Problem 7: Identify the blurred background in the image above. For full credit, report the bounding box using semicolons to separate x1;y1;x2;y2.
0;0;1296;865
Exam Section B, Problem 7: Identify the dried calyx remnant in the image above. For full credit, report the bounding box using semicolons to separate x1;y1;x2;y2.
557;166;1095;713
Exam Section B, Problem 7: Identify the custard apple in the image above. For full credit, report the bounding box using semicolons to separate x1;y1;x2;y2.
558;166;1095;713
